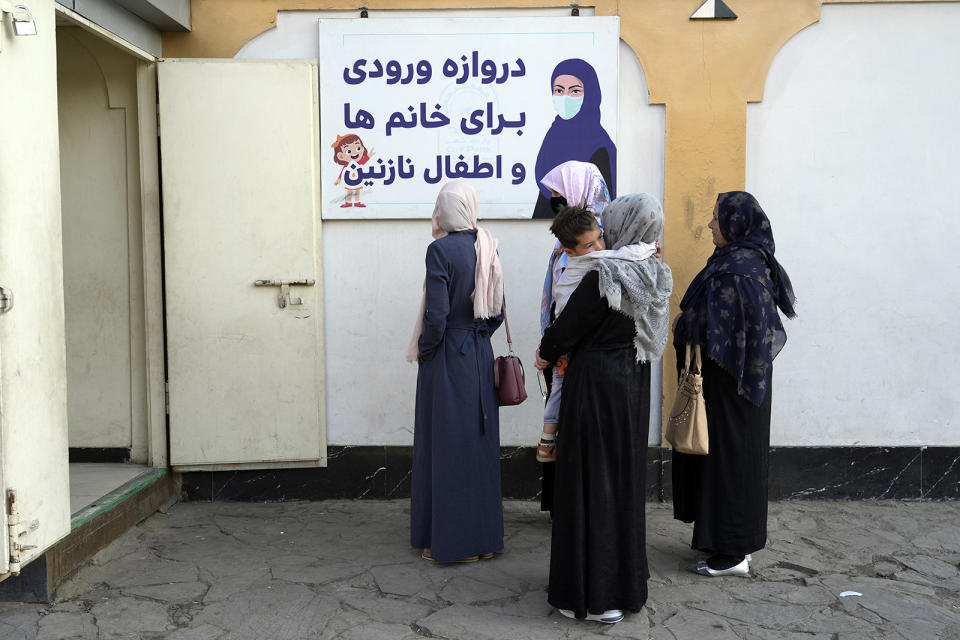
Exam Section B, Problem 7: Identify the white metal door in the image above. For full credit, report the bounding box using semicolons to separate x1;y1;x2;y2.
0;342;5;577
0;340;6;576
158;60;326;470
0;4;73;579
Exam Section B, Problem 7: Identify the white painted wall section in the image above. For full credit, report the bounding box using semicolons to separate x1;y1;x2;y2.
239;9;665;446
747;3;960;446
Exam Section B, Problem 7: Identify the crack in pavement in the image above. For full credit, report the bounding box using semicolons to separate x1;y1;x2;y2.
3;500;955;640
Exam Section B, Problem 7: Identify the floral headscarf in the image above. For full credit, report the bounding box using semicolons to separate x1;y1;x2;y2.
676;191;796;404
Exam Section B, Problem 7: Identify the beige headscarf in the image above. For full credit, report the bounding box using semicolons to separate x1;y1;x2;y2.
406;180;504;362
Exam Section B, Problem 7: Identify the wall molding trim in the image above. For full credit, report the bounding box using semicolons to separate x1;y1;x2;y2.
179;446;960;503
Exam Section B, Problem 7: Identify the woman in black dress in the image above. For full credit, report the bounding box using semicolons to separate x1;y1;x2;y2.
672;191;796;577
536;194;672;622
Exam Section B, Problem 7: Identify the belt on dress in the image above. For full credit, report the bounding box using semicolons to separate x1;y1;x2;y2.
446;323;492;434
447;323;493;337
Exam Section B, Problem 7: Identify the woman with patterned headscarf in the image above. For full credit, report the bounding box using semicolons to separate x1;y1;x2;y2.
672;191;796;577
536;193;672;623
408;180;505;564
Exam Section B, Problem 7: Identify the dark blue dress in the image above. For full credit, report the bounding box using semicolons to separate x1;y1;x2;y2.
410;230;504;562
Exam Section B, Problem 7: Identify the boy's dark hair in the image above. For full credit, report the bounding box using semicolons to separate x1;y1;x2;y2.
550;205;598;248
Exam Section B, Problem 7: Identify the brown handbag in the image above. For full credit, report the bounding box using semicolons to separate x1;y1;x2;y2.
666;344;709;455
493;298;527;406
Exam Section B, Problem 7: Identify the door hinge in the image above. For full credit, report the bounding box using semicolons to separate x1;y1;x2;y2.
6;489;38;577
0;285;13;314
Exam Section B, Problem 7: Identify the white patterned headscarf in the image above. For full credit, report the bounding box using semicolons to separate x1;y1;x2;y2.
541;161;610;217
592;194;674;362
406;180;504;362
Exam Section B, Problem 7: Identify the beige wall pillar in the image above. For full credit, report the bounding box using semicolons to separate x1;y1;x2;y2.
619;0;821;431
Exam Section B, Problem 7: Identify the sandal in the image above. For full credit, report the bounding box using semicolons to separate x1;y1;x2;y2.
421;550;479;563
536;439;557;463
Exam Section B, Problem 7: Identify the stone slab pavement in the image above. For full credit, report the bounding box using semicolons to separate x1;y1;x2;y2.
1;499;958;639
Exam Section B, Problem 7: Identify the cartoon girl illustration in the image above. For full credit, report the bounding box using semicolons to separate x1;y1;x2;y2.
532;59;617;219
332;133;375;208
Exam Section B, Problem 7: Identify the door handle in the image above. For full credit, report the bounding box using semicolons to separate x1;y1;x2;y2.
254;279;315;309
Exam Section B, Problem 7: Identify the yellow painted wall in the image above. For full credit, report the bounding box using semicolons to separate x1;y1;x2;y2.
162;0;944;436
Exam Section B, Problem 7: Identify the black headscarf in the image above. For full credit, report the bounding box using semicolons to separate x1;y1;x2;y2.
676;191;796;405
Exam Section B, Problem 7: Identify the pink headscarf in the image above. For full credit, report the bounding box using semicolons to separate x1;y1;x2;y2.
406;181;504;362
541;160;611;219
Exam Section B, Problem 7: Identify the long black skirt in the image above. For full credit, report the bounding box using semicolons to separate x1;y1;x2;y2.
672;349;772;556
548;345;650;617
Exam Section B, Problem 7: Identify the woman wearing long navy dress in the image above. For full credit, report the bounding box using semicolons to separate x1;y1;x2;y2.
672;191;796;577
408;180;505;563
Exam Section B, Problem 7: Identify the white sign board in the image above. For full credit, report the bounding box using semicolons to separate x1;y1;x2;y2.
319;17;620;219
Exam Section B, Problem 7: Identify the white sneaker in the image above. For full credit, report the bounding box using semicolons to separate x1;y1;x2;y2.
688;557;750;577
558;608;624;624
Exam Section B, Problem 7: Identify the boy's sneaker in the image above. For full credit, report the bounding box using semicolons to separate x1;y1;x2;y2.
536;439;556;463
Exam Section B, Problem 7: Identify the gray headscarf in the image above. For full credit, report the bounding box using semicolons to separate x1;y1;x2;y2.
593;193;673;362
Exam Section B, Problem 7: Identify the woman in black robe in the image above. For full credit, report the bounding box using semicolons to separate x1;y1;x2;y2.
672;191;796;577
537;194;672;622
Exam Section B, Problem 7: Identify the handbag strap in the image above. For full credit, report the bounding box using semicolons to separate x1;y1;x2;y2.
502;296;514;355
683;344;703;374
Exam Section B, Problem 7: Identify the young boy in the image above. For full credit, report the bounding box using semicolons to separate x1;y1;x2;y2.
536;206;657;462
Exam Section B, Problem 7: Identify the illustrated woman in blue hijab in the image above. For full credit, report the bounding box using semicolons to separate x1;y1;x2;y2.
532;58;618;219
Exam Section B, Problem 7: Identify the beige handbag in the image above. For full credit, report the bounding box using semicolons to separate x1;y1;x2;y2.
666;344;709;455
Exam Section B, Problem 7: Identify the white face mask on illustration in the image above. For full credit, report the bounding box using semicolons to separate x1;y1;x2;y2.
552;95;584;120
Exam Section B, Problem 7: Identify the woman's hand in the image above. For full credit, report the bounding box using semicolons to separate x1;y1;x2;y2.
655;240;662;260
534;348;550;371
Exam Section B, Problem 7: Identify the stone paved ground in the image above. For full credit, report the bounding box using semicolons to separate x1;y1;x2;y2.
1;500;959;639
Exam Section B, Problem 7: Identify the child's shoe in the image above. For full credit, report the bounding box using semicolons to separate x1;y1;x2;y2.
536;438;557;463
